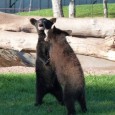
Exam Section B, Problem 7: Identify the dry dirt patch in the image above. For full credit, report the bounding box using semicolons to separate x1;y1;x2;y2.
0;66;35;74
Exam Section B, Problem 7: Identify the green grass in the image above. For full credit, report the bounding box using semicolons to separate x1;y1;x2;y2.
0;74;115;115
18;4;115;18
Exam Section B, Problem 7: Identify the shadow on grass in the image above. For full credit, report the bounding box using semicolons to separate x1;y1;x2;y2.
0;74;115;115
108;13;115;18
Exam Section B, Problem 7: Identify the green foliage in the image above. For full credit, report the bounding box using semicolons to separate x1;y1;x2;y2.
18;4;115;18
0;74;115;115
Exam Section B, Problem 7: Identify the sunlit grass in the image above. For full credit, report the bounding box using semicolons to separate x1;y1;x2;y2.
0;73;115;115
18;4;115;18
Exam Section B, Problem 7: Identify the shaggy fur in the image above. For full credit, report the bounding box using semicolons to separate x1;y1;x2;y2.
30;18;63;106
46;26;87;115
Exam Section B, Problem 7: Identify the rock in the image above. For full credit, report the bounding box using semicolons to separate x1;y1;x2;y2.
0;49;35;67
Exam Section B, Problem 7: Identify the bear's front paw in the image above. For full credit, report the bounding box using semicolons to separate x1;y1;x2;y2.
45;58;50;65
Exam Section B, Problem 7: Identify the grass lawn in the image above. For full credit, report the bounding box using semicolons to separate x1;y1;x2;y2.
18;4;115;18
0;74;115;115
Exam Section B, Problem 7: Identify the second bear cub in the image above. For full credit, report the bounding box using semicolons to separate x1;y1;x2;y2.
45;26;87;115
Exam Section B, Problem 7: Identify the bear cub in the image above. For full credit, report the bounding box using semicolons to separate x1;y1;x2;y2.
30;18;63;106
44;26;87;115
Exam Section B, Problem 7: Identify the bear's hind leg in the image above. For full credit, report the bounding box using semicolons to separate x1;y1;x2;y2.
35;75;46;106
35;87;46;106
50;82;64;105
77;90;87;112
64;86;76;115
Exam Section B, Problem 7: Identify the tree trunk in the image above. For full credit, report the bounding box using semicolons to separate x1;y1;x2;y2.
51;0;64;17
19;0;22;12
9;0;12;8
29;0;32;12
103;0;108;18
69;0;76;18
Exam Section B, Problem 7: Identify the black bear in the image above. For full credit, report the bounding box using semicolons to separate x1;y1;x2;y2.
30;18;63;106
44;26;87;115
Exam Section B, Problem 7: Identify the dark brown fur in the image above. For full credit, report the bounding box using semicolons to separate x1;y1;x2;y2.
30;18;63;106
46;26;87;115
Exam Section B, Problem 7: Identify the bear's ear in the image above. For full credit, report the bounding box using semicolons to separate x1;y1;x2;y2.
52;26;59;34
64;30;72;36
49;18;56;24
30;18;37;26
52;26;72;36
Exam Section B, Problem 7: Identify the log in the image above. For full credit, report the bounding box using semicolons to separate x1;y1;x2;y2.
21;48;36;53
0;31;114;61
55;18;115;37
1;12;115;38
66;36;115;61
0;31;37;51
0;12;115;61
0;12;40;33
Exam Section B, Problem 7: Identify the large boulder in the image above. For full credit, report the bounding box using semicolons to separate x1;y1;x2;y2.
0;49;35;67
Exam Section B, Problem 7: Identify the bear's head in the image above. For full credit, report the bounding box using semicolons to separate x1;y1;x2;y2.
30;18;56;32
45;26;72;43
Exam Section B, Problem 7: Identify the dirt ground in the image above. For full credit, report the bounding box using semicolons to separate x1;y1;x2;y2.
0;66;35;74
0;55;115;75
77;55;115;75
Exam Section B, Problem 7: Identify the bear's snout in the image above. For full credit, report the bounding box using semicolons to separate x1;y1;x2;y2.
39;23;43;27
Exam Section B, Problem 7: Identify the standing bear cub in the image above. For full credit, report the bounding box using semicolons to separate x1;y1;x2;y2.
30;18;63;106
45;26;87;115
